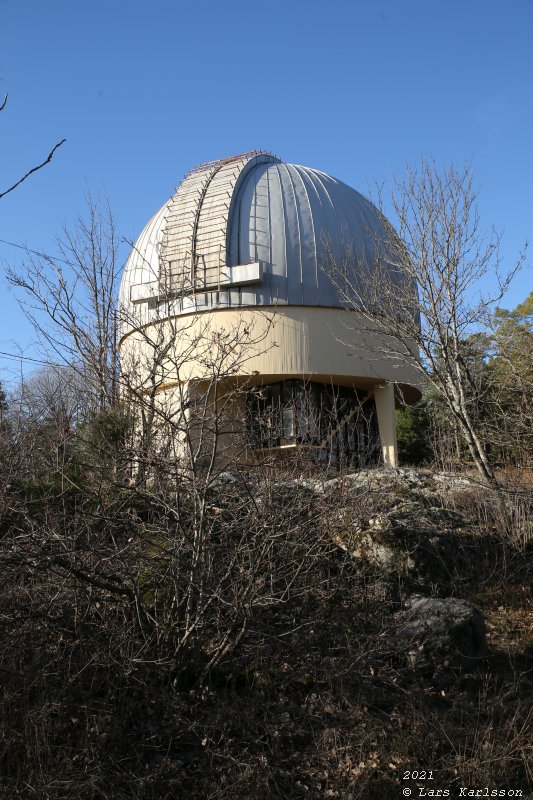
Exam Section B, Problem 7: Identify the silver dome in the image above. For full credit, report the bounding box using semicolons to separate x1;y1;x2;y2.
119;151;401;337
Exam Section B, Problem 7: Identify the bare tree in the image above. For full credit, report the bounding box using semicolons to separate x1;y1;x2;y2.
328;157;527;485
481;296;533;468
2;281;341;683
6;196;121;412
4;365;86;483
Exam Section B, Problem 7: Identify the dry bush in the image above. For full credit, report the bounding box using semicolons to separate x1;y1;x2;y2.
1;380;531;799
443;476;533;554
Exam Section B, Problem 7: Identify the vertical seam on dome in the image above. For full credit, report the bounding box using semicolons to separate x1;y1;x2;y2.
273;163;288;296
310;171;359;279
360;190;391;269
252;160;259;264
340;180;369;294
237;171;243;274
266;164;273;305
303;168;342;239
283;164;304;304
297;166;329;304
300;167;340;306
292;165;318;305
356;195;379;274
248;159;258;305
333;179;363;247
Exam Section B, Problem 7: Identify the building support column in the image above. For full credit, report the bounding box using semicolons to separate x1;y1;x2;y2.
374;383;398;468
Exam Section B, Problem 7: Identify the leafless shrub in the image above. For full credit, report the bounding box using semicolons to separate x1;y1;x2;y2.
326;158;527;486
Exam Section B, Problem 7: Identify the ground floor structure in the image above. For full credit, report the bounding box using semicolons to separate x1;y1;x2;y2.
120;305;421;469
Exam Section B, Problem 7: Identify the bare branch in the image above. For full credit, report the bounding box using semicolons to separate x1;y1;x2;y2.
326;157;527;485
0;138;66;200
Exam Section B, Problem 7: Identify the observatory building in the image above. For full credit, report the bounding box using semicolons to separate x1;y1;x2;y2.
119;151;420;468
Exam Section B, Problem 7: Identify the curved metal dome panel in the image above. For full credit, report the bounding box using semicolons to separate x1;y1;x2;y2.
118;202;167;316
119;151;402;337
228;161;394;308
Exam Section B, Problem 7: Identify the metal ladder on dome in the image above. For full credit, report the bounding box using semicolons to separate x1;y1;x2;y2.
161;151;277;296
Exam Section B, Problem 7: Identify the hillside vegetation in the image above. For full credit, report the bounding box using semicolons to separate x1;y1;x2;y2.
1;456;531;799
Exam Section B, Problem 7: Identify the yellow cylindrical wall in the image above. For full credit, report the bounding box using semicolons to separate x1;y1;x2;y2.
119;305;421;391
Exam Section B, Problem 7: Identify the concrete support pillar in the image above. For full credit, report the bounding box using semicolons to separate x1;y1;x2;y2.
374;383;398;468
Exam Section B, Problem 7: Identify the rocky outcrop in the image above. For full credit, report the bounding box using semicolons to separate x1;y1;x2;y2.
320;470;474;586
210;467;496;589
314;467;478;499
392;595;487;669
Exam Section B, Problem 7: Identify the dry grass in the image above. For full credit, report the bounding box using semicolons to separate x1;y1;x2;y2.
1;470;531;799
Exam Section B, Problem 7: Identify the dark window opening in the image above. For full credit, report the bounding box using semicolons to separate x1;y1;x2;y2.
246;380;379;467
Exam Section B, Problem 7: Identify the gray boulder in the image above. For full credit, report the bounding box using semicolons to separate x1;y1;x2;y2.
392;595;487;669
333;500;466;583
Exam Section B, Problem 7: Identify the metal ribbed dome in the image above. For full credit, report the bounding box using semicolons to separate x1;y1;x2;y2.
119;151;401;337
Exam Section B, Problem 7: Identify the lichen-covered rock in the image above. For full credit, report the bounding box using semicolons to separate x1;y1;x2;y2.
392;595;487;669
431;472;478;491
322;467;481;504
332;499;467;583
322;468;431;497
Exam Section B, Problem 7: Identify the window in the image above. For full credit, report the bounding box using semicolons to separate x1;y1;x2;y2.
246;380;379;466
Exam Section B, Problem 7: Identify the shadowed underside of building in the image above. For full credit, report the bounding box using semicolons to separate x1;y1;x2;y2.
119;150;420;469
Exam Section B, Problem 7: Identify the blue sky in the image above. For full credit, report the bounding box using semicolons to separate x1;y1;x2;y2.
1;0;532;381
